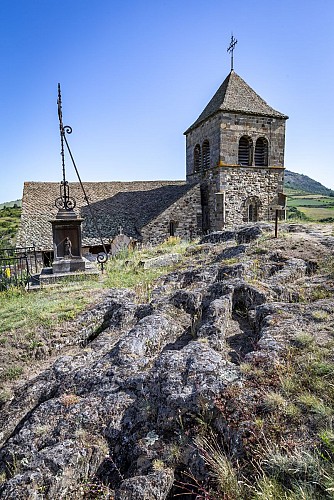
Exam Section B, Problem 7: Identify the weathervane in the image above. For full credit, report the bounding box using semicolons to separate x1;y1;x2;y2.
227;34;238;71
55;83;76;211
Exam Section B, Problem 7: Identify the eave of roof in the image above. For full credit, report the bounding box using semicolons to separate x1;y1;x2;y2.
184;70;288;134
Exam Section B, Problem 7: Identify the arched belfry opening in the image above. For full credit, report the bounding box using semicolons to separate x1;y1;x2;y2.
202;140;210;169
194;144;201;172
200;184;210;233
238;136;253;166
255;137;268;166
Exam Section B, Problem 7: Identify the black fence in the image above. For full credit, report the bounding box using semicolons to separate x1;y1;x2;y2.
0;246;38;291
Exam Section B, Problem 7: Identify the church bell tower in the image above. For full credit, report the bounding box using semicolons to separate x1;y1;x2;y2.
184;40;288;232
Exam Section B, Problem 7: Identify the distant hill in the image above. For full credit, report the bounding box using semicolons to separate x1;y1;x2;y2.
284;170;334;197
0;199;22;209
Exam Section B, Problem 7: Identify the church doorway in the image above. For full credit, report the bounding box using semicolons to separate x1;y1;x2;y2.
169;220;178;237
200;185;210;233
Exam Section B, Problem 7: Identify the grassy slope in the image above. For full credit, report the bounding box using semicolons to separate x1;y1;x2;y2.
0;237;188;400
0;280;105;399
0;207;22;248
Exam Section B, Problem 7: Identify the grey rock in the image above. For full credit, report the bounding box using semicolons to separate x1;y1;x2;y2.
115;469;174;500
170;289;203;315
232;282;267;310
199;231;236;244
1;225;333;499
236;226;262;243
217;263;247;280
319;236;334;249
197;298;231;351
215;244;247;261
142;253;180;269
150;342;240;425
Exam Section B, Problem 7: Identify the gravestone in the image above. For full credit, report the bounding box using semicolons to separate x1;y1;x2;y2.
110;227;136;256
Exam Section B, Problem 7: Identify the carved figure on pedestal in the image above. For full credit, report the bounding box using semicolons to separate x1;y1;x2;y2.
64;237;72;257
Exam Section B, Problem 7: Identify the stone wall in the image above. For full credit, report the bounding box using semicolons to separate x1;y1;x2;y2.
217;166;284;228
185;111;286;177
185;165;284;231
141;184;201;245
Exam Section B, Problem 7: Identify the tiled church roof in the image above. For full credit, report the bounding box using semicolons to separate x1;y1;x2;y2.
17;181;193;250
185;70;288;133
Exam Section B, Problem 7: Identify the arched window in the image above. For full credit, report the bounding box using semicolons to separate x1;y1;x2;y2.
248;204;257;222
255;137;268;166
202;140;210;169
194;144;201;172
243;196;261;222
238;136;253;166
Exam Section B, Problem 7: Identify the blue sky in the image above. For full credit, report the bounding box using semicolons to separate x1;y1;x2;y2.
0;0;333;203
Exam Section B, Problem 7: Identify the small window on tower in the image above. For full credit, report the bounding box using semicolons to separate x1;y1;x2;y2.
202;140;210;169
169;220;177;236
238;136;253;166
194;144;201;172
255;137;268;166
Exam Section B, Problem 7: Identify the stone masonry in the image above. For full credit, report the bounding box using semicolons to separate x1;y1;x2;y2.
141;183;201;245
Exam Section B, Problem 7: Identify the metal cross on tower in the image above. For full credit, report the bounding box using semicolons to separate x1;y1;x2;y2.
227;34;238;71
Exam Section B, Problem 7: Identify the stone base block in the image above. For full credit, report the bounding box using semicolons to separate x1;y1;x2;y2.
52;258;86;274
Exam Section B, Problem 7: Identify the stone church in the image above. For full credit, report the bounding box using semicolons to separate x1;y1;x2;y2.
17;69;287;262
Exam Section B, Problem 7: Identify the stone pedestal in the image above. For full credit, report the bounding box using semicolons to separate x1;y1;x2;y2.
50;208;85;274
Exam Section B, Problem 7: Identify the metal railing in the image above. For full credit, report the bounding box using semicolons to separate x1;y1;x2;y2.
0;246;37;291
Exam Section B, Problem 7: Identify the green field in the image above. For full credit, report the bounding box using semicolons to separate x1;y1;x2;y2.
298;206;334;220
286;190;334;221
288;197;334;208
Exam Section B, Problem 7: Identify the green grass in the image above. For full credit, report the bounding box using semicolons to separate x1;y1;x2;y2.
0;237;192;394
104;237;190;302
194;327;334;498
0;280;103;336
0;280;106;397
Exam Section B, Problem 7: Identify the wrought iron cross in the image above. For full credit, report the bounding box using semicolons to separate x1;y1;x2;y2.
55;84;76;211
227;34;238;71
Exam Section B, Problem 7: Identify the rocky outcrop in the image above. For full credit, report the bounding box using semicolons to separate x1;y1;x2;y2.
0;224;333;499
